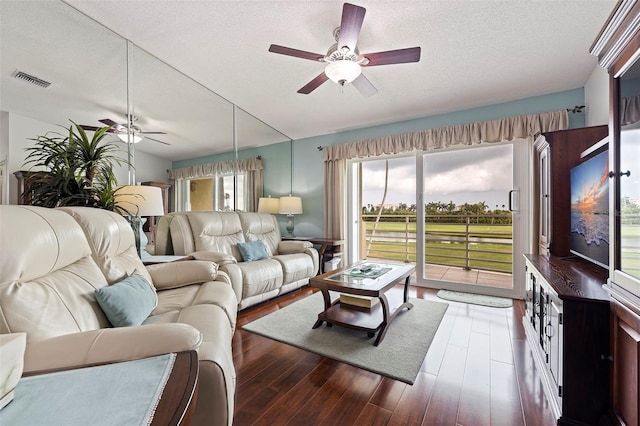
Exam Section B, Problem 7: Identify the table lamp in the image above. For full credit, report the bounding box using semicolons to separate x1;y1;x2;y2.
279;195;302;238
115;185;165;258
257;196;280;214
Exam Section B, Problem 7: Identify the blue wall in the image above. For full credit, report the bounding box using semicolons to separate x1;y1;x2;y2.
174;87;586;236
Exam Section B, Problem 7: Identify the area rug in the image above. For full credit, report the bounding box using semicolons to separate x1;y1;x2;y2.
242;292;448;384
436;289;513;308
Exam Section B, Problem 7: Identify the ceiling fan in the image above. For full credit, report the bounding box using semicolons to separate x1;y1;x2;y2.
268;2;421;97
80;116;170;145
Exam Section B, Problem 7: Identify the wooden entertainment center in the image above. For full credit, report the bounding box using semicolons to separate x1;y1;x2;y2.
534;126;608;257
590;0;640;424
523;255;610;424
526;126;611;425
525;1;640;424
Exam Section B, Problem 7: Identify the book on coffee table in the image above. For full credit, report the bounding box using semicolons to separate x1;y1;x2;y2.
339;294;379;309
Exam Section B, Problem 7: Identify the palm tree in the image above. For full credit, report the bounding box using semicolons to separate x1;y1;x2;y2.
366;159;389;258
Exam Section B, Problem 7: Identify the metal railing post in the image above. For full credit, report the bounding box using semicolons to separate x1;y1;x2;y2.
464;215;471;270
360;220;366;260
404;215;409;263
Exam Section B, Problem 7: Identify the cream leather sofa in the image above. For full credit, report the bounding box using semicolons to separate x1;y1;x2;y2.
154;211;319;310
0;206;237;426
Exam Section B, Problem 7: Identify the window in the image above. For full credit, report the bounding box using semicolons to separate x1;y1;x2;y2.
183;172;246;211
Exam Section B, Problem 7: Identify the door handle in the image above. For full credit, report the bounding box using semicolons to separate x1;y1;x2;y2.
509;190;518;212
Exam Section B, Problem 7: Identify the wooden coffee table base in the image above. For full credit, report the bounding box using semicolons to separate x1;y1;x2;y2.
312;274;413;346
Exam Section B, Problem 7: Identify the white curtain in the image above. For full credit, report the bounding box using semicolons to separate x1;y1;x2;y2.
323;109;569;240
323;158;345;240
168;157;263;179
621;95;640;126
169;157;263;211
323;110;568;161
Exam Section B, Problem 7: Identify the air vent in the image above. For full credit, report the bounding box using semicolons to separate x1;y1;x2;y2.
11;70;51;88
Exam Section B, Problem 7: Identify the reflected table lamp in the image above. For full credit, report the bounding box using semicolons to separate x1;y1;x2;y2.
279;195;302;238
257;196;280;214
115;185;165;258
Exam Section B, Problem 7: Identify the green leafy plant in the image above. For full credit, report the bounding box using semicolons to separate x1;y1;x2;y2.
23;120;132;210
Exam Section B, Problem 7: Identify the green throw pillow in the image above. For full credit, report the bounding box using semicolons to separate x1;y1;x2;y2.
237;240;269;262
96;275;156;327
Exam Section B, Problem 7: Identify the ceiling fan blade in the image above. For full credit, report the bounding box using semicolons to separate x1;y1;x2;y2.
140;131;167;135
144;136;170;146
297;72;329;94
99;118;119;127
337;3;366;53
80;124;117;133
352;73;377;97
268;44;324;61
363;47;421;66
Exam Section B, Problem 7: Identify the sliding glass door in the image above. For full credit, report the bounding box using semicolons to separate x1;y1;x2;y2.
347;140;529;299
417;142;528;298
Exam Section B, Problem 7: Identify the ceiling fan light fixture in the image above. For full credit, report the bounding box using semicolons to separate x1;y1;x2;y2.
118;133;143;144
324;60;361;85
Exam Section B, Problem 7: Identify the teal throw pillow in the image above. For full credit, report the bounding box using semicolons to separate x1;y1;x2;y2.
237;240;269;262
96;275;156;327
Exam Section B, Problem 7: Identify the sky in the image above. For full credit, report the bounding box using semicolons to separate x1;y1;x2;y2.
361;144;514;209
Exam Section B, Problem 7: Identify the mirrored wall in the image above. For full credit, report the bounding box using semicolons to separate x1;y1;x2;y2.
0;0;291;211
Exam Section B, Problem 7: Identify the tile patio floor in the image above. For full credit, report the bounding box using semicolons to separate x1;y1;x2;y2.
364;258;513;289
425;264;513;289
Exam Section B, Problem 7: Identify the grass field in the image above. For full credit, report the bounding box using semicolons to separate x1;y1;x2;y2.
618;224;640;276
364;221;513;273
621;225;640;278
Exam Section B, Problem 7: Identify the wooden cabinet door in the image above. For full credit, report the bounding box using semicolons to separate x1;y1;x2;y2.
548;297;563;397
611;299;640;426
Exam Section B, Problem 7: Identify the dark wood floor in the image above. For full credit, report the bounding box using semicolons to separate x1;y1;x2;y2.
232;286;557;426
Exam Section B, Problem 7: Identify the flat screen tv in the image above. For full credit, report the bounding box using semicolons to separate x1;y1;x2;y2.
569;149;609;268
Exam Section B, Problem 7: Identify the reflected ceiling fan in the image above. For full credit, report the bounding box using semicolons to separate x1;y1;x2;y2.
80;116;170;145
268;2;421;97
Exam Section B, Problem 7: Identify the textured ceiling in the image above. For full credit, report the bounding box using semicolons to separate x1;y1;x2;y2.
2;1;617;160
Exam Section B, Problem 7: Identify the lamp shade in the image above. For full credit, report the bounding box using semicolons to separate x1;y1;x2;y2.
115;185;165;216
324;60;362;84
279;196;303;215
258;197;280;214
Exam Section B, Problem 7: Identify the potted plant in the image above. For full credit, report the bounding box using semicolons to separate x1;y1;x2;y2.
23;120;131;210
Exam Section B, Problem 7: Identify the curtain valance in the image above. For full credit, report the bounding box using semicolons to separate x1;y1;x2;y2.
323;109;569;162
168;157;263;180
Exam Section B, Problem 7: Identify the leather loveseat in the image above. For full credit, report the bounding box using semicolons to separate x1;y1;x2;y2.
154;211;319;310
0;206;237;426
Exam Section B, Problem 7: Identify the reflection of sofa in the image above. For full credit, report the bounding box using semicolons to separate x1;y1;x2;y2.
154;211;319;309
0;206;237;426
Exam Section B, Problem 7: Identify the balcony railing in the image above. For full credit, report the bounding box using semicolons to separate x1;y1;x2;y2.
361;213;513;274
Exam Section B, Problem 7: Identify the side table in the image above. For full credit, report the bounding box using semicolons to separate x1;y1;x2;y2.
283;237;344;274
4;350;198;426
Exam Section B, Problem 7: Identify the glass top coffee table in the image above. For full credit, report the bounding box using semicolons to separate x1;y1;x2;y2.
309;261;416;346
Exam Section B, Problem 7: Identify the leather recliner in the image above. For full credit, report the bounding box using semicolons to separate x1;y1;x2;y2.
154;211;319;310
0;206;237;426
